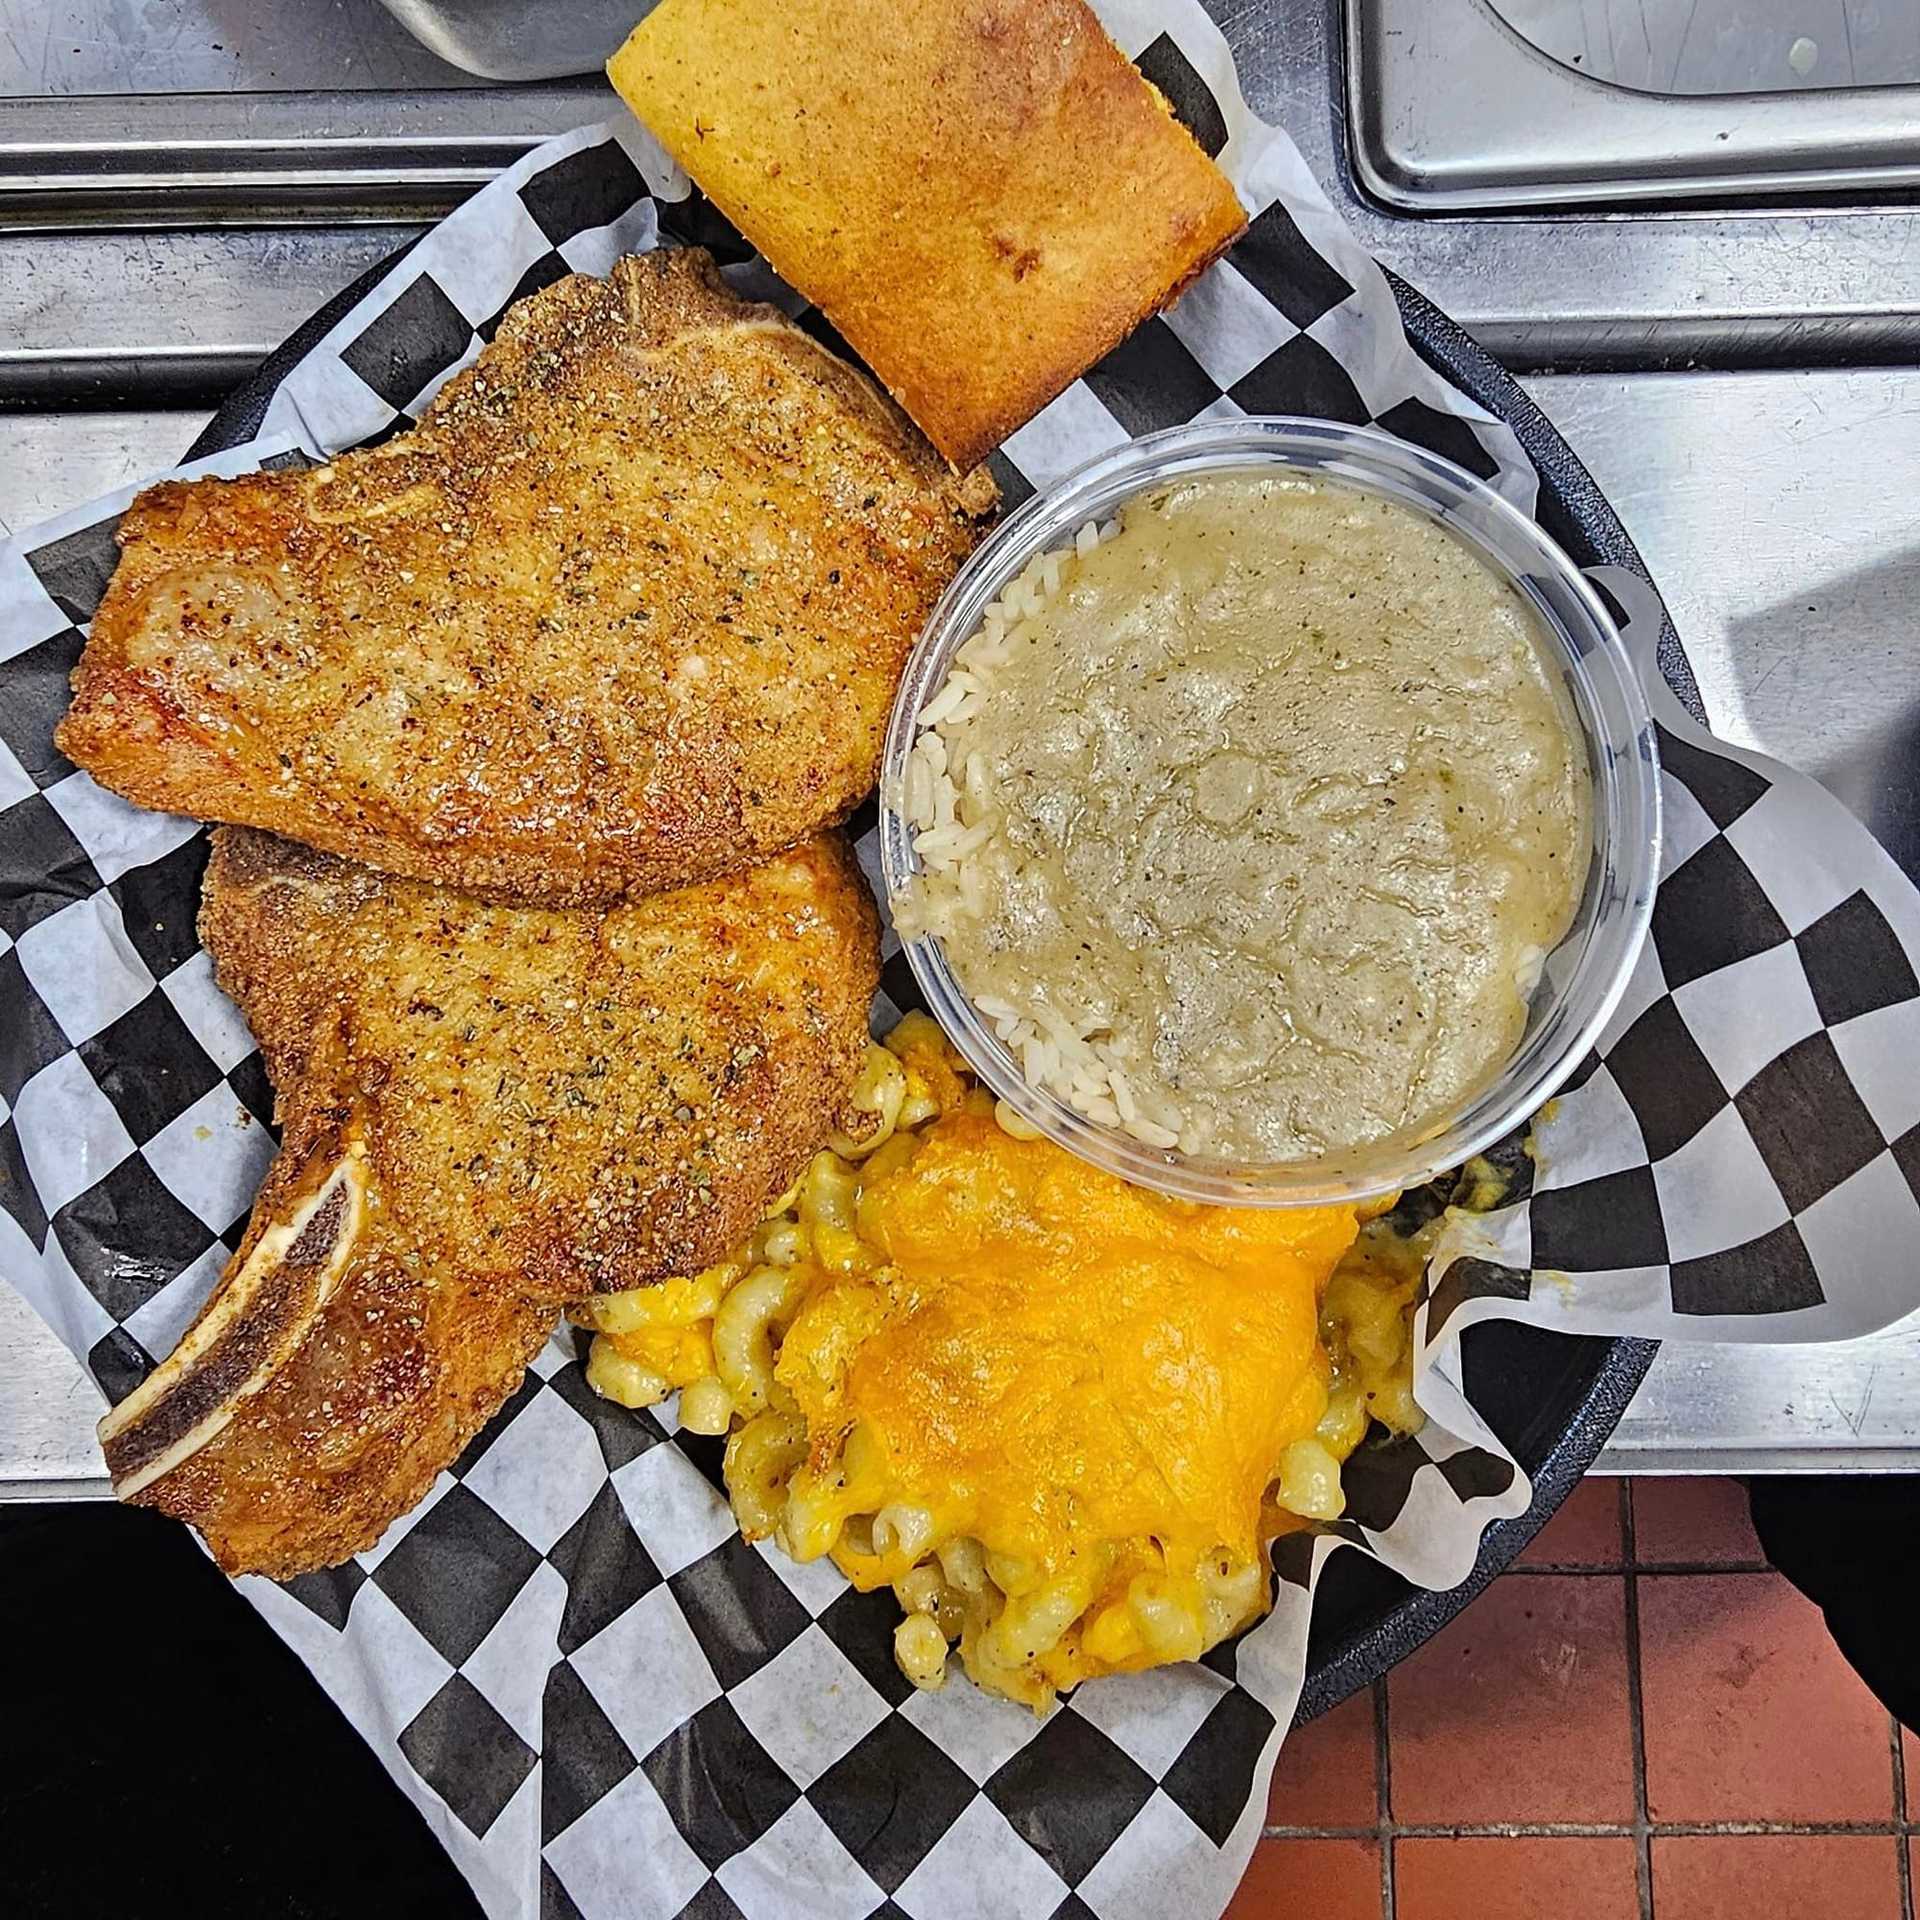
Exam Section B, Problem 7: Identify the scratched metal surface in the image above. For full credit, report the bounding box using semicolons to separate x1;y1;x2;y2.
0;0;479;92
373;0;643;81
1348;0;1920;208
1494;0;1920;94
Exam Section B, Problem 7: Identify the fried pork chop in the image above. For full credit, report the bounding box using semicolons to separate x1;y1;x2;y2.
57;249;996;906
99;826;879;1577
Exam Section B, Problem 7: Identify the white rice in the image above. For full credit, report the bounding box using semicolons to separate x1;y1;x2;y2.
903;516;1185;1155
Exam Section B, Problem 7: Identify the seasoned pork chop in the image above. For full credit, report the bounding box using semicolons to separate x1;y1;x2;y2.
99;826;879;1577
58;249;996;905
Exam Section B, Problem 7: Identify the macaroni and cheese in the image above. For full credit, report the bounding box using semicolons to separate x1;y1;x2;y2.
583;1016;1427;1708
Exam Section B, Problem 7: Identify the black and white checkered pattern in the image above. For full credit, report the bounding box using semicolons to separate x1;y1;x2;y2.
3;0;1918;1914
1420;563;1920;1354
245;1321;1382;1920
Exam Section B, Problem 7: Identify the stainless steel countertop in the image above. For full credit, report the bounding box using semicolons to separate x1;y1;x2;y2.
1;0;478;93
2;0;1918;1495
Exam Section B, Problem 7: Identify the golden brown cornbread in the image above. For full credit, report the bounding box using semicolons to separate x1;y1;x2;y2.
609;0;1247;468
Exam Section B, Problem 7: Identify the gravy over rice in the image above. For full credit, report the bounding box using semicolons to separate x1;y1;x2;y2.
897;471;1592;1163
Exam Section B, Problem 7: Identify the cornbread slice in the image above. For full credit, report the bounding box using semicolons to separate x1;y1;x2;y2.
610;0;1247;467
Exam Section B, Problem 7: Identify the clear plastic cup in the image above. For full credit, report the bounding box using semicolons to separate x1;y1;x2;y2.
878;419;1661;1207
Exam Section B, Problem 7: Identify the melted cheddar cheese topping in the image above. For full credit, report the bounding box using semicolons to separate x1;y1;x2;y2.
783;1112;1354;1578
583;1016;1425;1708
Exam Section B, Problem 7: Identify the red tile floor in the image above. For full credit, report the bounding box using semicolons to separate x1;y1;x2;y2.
1229;1477;1914;1920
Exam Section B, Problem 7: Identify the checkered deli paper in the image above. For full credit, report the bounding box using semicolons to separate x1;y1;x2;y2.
4;0;1920;1913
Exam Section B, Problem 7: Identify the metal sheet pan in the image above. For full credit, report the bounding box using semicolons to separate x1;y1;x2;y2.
374;0;645;81
1349;0;1920;209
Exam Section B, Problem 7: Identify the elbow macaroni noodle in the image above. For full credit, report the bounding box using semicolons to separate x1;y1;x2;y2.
582;1013;1428;1709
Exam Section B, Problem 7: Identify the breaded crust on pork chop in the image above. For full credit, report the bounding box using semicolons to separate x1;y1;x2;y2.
97;826;880;1577
57;249;996;906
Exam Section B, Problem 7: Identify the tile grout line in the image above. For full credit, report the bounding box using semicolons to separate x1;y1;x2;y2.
1621;1480;1657;1920
1375;1675;1396;1920
1511;1560;1773;1578
1265;1821;1913;1839
1261;1488;1913;1905
1893;1715;1913;1920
